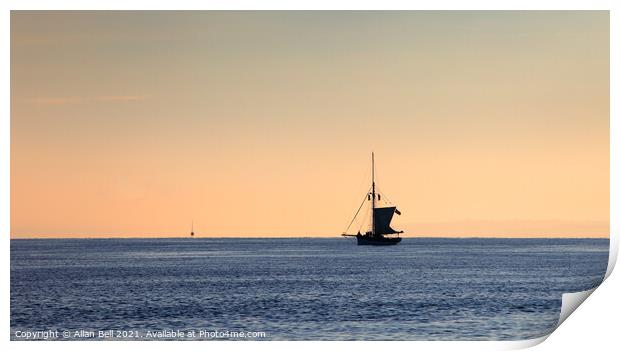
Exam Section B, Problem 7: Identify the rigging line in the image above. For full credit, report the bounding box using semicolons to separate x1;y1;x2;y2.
381;189;392;206
343;184;372;234
373;160;394;206
376;184;396;206
357;203;371;233
382;191;396;206
362;204;372;232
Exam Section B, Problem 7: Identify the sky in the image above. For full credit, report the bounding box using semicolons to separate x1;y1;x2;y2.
10;11;609;238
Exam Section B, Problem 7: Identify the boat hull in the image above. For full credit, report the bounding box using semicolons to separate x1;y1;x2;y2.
356;235;402;246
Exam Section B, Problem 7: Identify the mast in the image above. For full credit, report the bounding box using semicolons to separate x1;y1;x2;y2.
371;152;375;236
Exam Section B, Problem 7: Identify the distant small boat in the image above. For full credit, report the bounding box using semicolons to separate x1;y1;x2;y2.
342;153;403;245
190;220;195;237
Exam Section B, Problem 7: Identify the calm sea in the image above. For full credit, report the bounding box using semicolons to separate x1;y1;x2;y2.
10;238;608;340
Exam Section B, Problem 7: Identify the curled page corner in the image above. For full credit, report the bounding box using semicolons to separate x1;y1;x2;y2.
557;288;597;326
605;233;618;280
509;288;598;350
519;236;615;349
553;234;615;332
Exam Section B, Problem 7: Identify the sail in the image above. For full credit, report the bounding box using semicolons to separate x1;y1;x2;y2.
373;207;399;235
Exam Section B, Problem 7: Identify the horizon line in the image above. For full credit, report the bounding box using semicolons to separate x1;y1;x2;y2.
10;234;610;240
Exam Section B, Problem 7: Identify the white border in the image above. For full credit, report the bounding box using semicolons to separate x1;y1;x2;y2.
2;1;617;351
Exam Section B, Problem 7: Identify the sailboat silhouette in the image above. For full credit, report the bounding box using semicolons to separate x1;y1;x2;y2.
341;153;403;245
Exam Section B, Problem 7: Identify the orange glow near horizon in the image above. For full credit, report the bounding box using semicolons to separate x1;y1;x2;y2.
10;11;609;238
